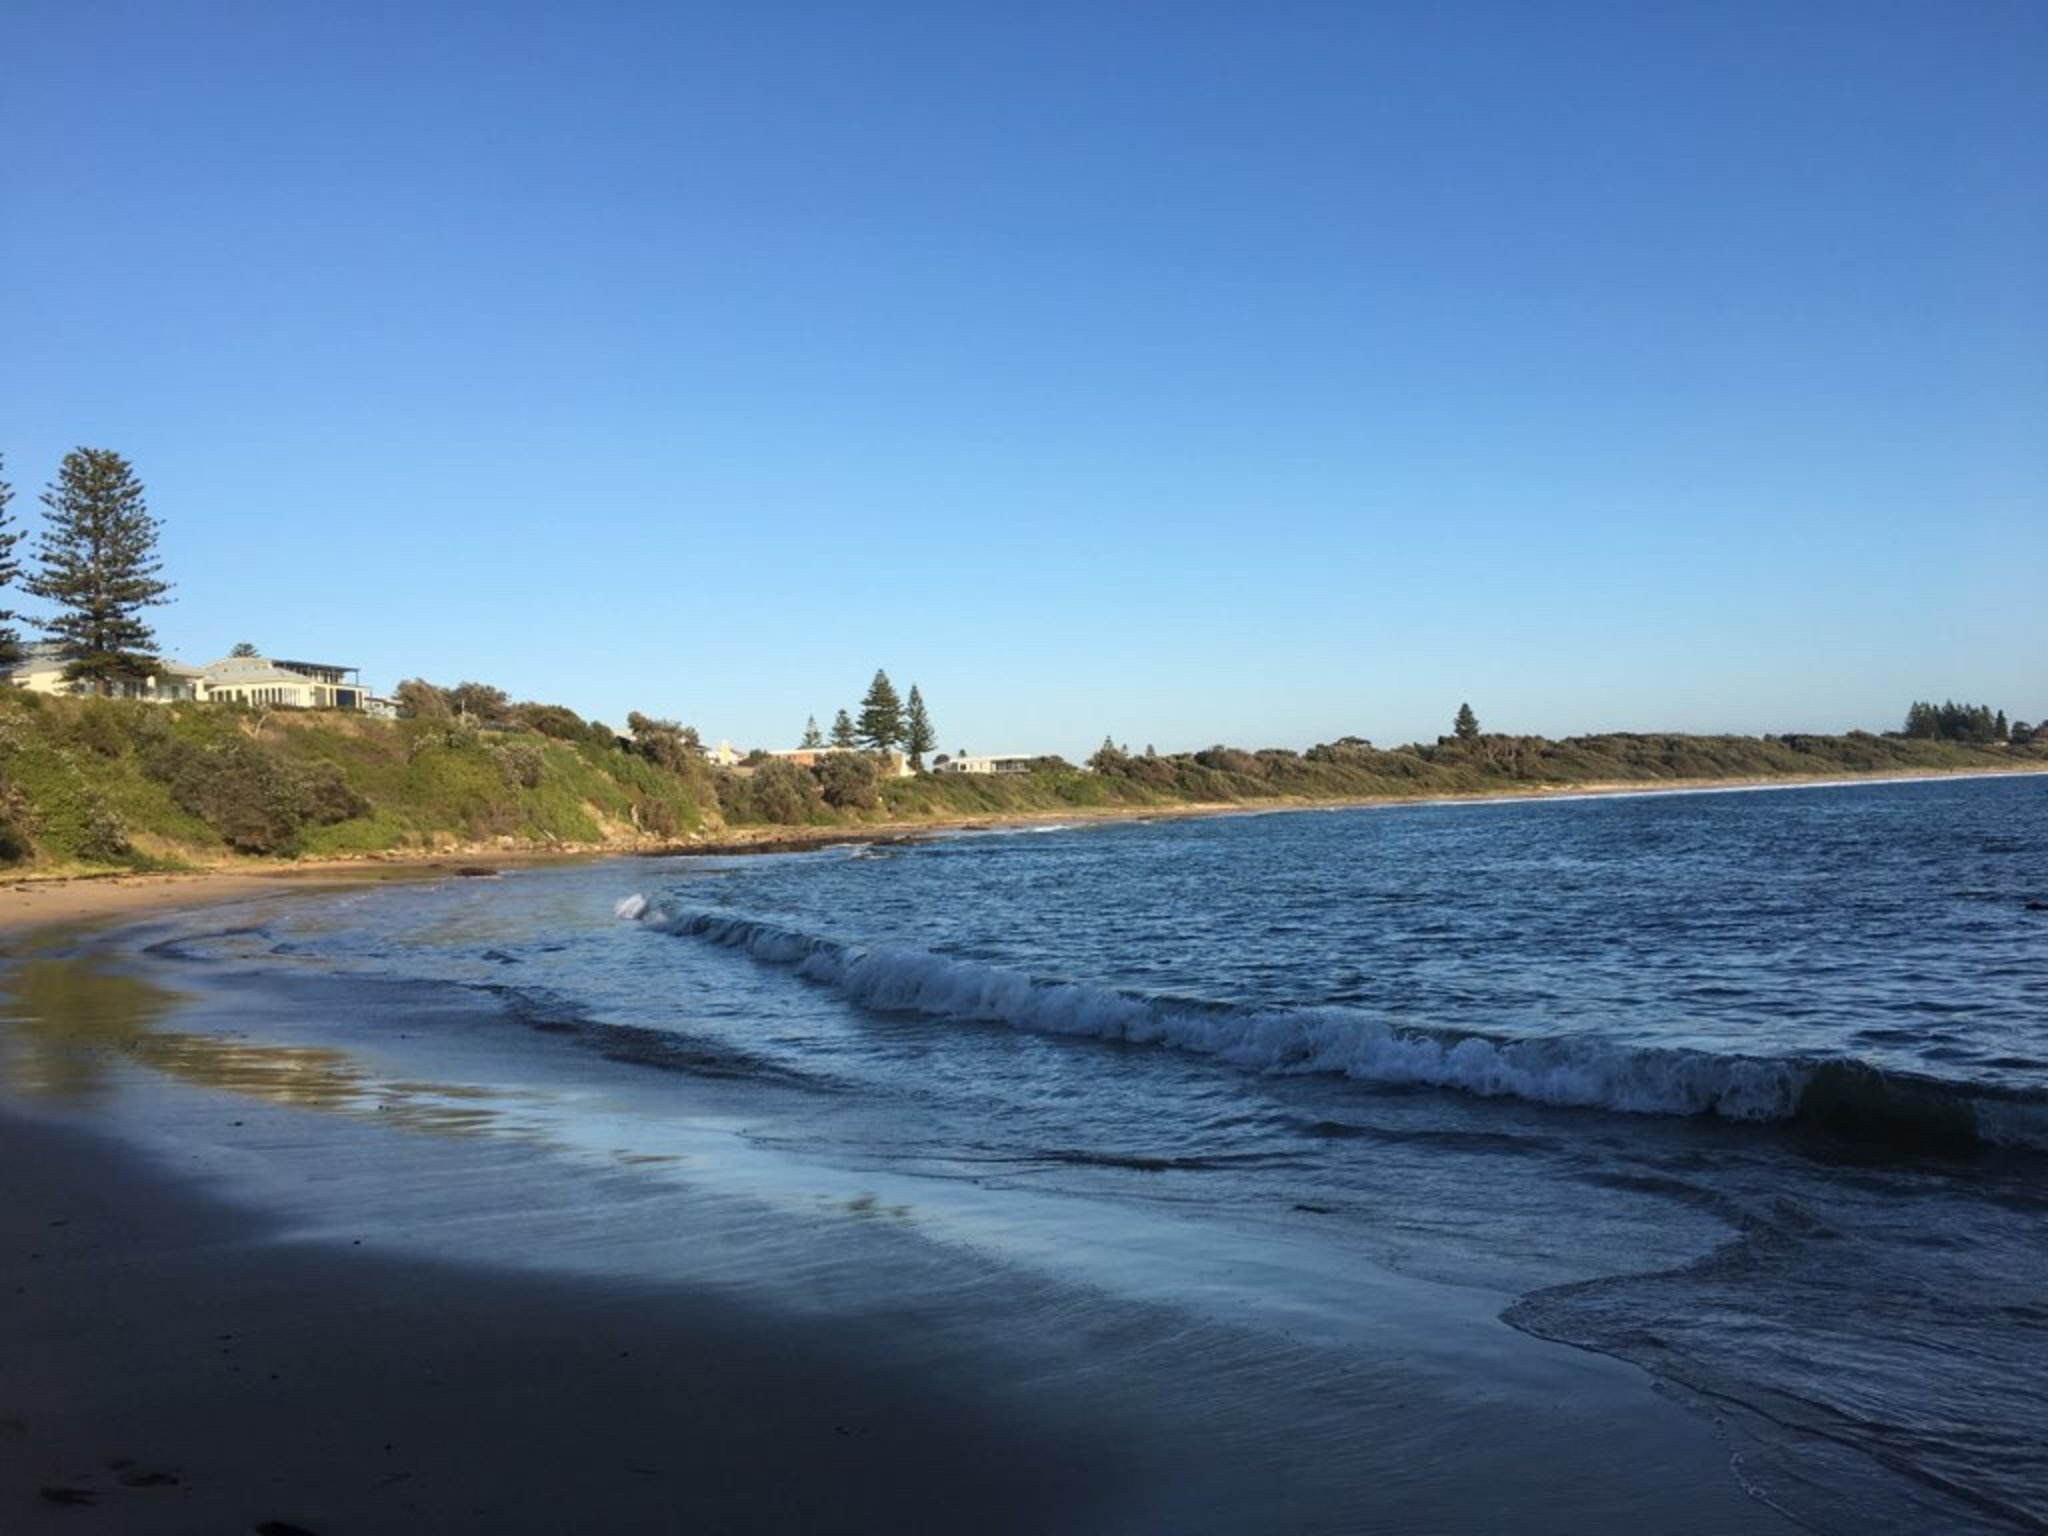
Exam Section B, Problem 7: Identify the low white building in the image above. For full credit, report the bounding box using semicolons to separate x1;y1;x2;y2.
5;643;203;702
199;655;369;711
933;753;1036;776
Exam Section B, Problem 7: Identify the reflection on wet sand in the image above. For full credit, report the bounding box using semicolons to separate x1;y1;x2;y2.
0;951;531;1138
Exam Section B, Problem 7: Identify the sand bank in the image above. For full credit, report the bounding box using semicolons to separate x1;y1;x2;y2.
0;856;574;938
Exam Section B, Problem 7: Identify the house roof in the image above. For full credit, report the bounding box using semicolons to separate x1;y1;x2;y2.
202;655;353;681
202;658;340;687
6;642;202;680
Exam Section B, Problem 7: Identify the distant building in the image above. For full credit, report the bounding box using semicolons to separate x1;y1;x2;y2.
200;655;370;711
5;643;397;715
933;753;1035;776
701;739;744;768
4;642;203;702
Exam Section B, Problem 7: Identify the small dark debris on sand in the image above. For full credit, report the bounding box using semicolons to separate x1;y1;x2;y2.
116;1468;181;1487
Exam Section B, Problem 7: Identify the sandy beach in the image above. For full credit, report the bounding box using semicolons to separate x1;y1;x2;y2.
0;1105;1131;1535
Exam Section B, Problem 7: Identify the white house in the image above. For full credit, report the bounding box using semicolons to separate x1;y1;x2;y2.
5;642;203;702
933;753;1036;776
199;655;370;711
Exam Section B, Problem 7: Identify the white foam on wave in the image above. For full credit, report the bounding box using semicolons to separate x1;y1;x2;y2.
634;907;1822;1124
613;894;648;920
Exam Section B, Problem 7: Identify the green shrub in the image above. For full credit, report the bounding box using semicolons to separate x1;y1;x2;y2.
0;779;34;864
296;758;372;825
74;791;132;862
491;740;546;790
635;796;681;837
513;702;589;740
142;736;363;855
816;751;880;811
745;759;822;825
67;700;130;757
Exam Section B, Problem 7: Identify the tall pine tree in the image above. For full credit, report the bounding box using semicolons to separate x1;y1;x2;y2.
0;455;21;668
28;449;171;695
1454;702;1479;741
801;714;824;749
903;684;935;773
830;708;857;749
857;669;903;752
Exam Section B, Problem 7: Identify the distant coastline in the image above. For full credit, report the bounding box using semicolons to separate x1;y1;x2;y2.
0;684;2041;886
4;761;2042;938
655;761;2048;854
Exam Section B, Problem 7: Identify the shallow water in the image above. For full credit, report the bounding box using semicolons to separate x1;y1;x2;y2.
11;774;2045;1532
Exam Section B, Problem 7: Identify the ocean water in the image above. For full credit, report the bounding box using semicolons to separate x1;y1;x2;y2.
27;774;2048;1531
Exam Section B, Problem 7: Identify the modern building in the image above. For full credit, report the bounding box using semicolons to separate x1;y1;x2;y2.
199;655;369;711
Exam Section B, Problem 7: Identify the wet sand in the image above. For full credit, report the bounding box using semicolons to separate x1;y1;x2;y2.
0;866;471;940
0;1106;1130;1535
0;899;1806;1535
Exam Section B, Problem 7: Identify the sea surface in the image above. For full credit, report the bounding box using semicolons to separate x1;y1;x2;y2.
10;774;2046;1532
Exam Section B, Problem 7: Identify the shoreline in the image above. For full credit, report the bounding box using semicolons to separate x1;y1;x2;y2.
0;918;1801;1534
3;763;2040;931
666;763;2048;857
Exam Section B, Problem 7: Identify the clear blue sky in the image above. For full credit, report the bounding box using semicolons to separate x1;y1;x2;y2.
3;2;2042;756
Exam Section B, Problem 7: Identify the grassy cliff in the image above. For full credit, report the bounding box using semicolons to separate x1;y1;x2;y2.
0;692;710;871
0;690;2038;874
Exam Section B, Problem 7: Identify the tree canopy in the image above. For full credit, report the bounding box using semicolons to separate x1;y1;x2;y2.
394;678;452;719
857;669;903;752
1902;700;2007;744
904;684;935;772
626;711;700;772
830;709;857;749
27;448;171;694
0;456;20;668
449;681;511;722
1454;702;1480;741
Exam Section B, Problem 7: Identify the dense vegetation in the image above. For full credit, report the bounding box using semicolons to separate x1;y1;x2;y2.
1902;700;2033;745
0;691;710;869
0;687;2039;873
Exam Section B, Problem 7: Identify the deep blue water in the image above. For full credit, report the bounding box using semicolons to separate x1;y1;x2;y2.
85;775;2048;1532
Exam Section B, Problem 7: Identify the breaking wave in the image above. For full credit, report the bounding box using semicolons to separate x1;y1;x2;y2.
625;903;2048;1153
